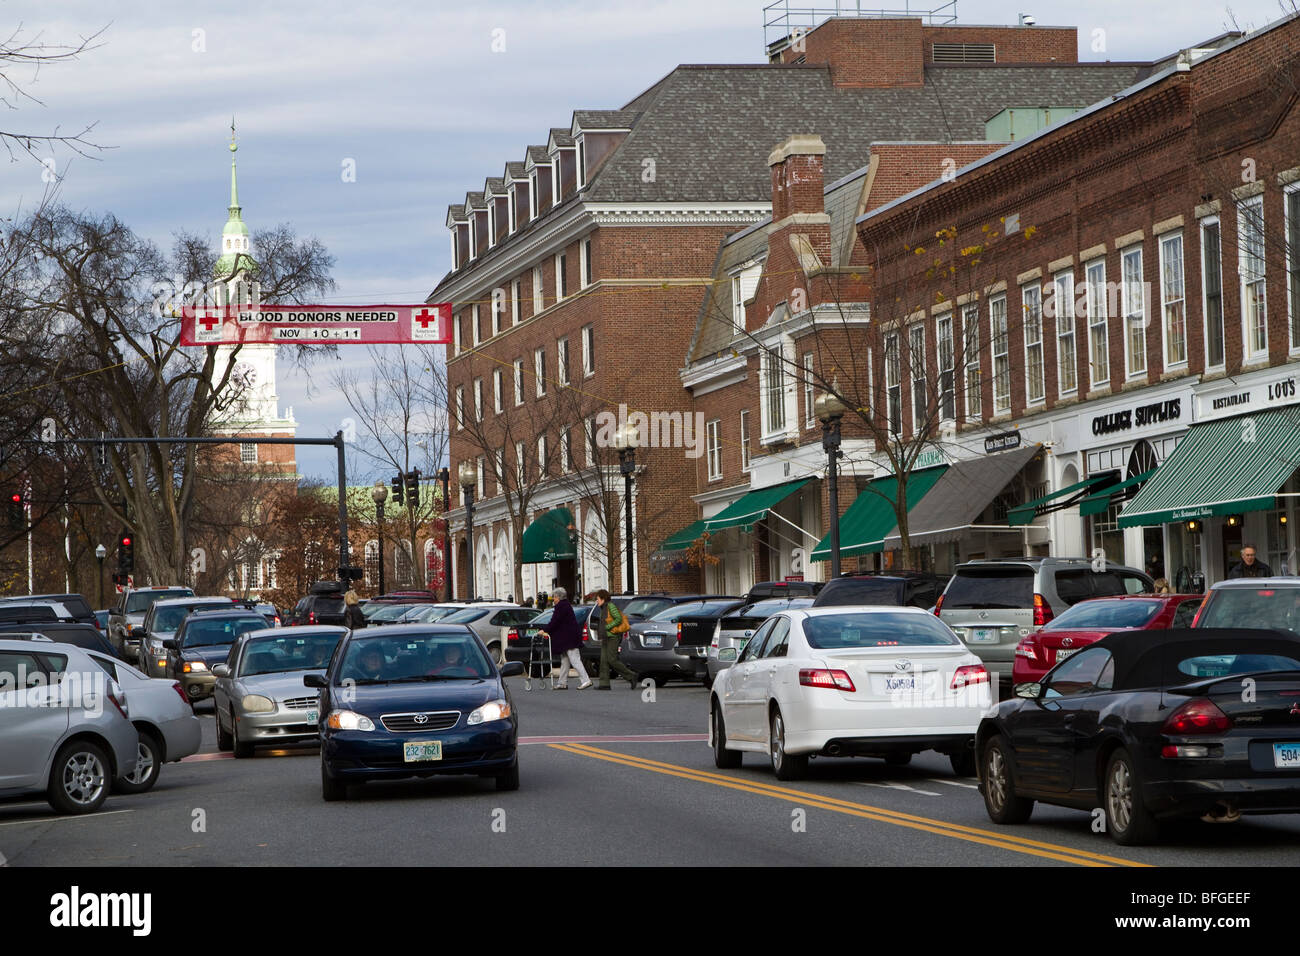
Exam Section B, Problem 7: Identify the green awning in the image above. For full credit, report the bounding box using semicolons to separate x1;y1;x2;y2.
658;519;707;553
1008;473;1115;526
811;466;948;561
520;508;576;563
1119;409;1300;528
1078;468;1158;517
703;478;810;533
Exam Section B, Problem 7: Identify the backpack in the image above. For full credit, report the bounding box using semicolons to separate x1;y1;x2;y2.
608;603;630;635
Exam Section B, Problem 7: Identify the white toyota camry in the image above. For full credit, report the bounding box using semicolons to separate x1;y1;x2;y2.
708;606;994;779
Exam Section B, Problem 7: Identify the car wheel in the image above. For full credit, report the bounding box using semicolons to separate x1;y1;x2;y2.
232;715;254;759
769;707;808;781
712;703;742;769
321;762;346;802
114;731;162;794
215;709;233;752
885;752;912;767
495;761;520;791
652;674;670;688
949;749;977;777
981;735;1034;824
1104;748;1159;846
47;741;110;815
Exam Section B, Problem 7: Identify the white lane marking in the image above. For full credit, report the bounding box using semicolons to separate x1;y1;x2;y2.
926;777;980;790
858;782;942;796
0;809;135;827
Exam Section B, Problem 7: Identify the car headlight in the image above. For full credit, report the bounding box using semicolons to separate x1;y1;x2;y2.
241;694;275;713
182;660;207;673
467;699;512;725
326;710;375;731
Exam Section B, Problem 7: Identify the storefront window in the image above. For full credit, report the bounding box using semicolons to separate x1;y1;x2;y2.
1167;520;1204;593
1265;508;1293;576
1090;501;1125;569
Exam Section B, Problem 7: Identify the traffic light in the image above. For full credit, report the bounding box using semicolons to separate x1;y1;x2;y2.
405;469;421;507
117;532;134;574
6;492;23;530
390;473;404;506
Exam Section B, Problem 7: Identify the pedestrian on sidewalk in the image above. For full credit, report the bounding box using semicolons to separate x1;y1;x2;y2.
1228;544;1273;579
591;589;639;690
344;588;366;630
536;587;591;689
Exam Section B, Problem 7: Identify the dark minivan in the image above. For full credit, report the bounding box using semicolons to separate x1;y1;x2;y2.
813;572;949;610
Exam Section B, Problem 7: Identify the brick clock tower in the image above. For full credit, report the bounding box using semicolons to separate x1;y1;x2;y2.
210;123;298;479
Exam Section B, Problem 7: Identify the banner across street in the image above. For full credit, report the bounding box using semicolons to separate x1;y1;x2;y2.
179;302;452;345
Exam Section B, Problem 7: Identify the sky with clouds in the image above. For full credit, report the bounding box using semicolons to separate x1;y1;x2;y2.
1;0;1290;479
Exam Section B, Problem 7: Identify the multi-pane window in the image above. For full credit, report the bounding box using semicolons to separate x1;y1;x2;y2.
1022;284;1044;405
706;419;722;480
1288;188;1300;351
492;369;503;413
532;266;544;315
529;172;538;219
990;295;1010;413
1239;195;1268;360
537;436;549;477
1085;260;1109;386
739;410;751;473
534;348;546;397
1121;246;1146;377
515;441;526;485
1053;271;1077;394
1201;218;1225;369
240;442;257;464
732;277;745;336
936;313;955;421
909;324;927;429
582;324;595;376
511;279;521;325
513;359;524;406
763;351;786;434
582;238;593;288
364;540;379;588
473;378;483;422
472;304;481;346
455;385;464;430
557;338;570;386
885;332;902;435
394;541;414;587
962;304;981;421
1159;233;1187;367
556;252;568;301
803;352;815;427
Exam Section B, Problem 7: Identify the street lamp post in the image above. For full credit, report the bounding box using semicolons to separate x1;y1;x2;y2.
816;383;848;579
614;423;639;593
437;467;451;601
459;460;478;600
371;482;389;596
94;543;107;609
568;523;581;599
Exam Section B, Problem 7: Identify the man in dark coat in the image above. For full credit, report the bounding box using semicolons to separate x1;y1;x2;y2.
536;587;591;689
1228;544;1274;579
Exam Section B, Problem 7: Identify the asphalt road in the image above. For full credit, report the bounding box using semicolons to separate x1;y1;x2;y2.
5;677;1300;867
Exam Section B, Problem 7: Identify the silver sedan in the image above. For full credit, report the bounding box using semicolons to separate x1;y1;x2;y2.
212;626;346;758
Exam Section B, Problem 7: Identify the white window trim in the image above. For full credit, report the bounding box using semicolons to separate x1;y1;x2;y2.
493;369;503;414
477;455;486;499
551;161;560;209
448;231;458;272
1159;231;1188;369
1287;185;1300;355
706;419;723;481
537;436;548;477
494;449;503;495
885;331;902;436
468;215;478;262
555;252;567;301
513;359;524;406
909;323;928;429
990;295;1010;415
1053;270;1077;396
739;409;751;474
1085;259;1109;388
581;237;593;289
515;441;526;486
962;303;981;423
582;324;595;377
559;431;571;473
936;311;955;423
1239;195;1269;362
455;386;464;430
1022;283;1044;407
759;339;796;444
557;337;570;386
584;418;595;468
732;276;745;337
511;278;521;326
577;136;587;188
487;204;497;249
528;172;538;220
802;352;815;429
472;303;481;347
534;348;546;397
532;265;544;315
1121;246;1146;380
453;312;462;355
1199;216;1226;372
473;378;483;423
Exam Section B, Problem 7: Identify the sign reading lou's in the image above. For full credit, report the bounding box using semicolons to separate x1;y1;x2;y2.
180;303;451;346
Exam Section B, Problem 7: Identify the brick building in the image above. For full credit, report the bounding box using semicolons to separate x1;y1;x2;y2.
434;11;1144;599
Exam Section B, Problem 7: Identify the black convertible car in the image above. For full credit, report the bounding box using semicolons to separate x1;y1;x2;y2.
976;628;1300;845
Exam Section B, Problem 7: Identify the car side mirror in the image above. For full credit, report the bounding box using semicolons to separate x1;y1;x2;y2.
131;626;146;637
1014;682;1041;699
303;673;327;688
499;661;524;678
212;664;230;678
719;648;738;663
161;639;177;651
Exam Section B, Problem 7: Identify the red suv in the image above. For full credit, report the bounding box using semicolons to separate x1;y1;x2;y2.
1012;594;1203;684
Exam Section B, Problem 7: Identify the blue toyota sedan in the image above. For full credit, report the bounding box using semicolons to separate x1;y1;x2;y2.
305;624;525;800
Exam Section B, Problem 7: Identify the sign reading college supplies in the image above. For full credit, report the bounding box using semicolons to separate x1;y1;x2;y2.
179;303;452;346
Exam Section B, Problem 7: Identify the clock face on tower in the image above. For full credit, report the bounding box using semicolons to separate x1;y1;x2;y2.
233;362;258;387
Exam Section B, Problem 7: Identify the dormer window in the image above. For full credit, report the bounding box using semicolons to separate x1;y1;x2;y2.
529;172;538;219
509;191;517;232
487;204;497;248
551;161;560;209
578;137;586;188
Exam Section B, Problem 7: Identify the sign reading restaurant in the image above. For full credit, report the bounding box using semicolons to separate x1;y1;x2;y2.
1196;370;1300;421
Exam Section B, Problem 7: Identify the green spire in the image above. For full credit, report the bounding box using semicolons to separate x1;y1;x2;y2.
229;117;240;215
215;117;256;280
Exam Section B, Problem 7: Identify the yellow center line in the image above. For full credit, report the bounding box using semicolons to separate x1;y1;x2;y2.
551;742;1151;868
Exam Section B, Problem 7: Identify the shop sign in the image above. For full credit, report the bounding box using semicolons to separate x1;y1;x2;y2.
1091;398;1182;436
984;431;1021;453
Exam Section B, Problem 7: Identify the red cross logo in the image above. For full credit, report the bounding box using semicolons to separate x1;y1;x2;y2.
415;308;438;330
199;311;221;331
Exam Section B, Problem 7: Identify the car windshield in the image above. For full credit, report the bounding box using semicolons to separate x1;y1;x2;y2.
649;601;735;622
802;612;961;648
182;616;268;647
1198;587;1300;634
126;589;193;614
239;632;341;675
154;602;229;632
441;608;492;623
338;633;493;683
623;598;671;618
1043;599;1163;631
1176;653;1300;679
943;569;1034;609
819;579;906;606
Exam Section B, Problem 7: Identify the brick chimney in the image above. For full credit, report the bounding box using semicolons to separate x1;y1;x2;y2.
769;134;827;224
766;135;833;312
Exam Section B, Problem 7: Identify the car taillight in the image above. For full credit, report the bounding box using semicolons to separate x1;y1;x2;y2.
172;681;190;705
934;594;944;616
582;625;590;643
1162;698;1232;735
951;664;989;689
1191;593;1211;628
308;611;316;625
711;622;720;649
799;668;856;692
1032;593;1053;628
1014;639;1037;660
107;682;128;719
508;628;521;643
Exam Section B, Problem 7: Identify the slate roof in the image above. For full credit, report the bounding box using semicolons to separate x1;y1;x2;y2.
525;146;550;165
504;161;526;180
483;176;505;196
573;109;641;130
549;127;575;148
